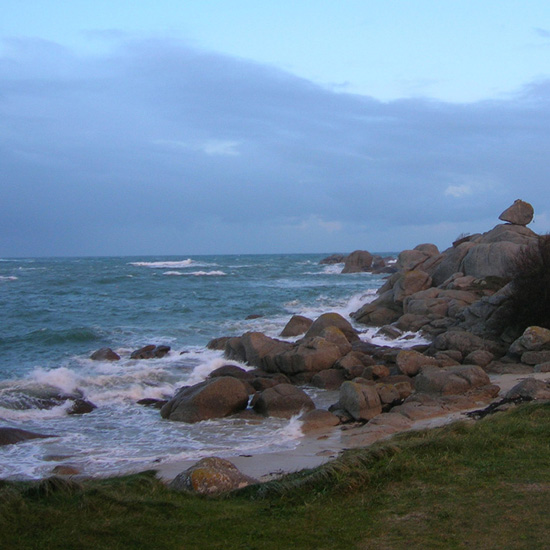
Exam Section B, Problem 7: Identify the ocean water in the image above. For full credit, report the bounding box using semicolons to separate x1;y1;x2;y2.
0;254;422;480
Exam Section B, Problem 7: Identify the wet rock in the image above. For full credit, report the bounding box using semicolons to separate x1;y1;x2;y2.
206;336;232;351
252;384;315;418
130;344;171;359
0;427;53;446
90;347;120;361
499;199;534;226
320;254;346;265
280;315;313;337
169;457;258;494
209;365;254;380
161;377;249;423
137;398;168;409
67;399;97;415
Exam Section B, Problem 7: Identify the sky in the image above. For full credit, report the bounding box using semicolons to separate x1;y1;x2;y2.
2;1;550;257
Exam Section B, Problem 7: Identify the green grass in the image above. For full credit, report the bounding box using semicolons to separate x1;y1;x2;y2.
2;403;550;549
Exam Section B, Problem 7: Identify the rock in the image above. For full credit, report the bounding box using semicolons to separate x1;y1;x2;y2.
375;383;402;407
169;457;257;494
137;398;168;409
160;377;249;423
432;330;487;356
224;332;293;370
280;315;313;337
341;250;373;273
393;270;432;303
464;350;494;367
303;312;359;343
396;349;438;376
509;326;550;356
206;336;232;351
252;384;315;418
0;427;53;446
499;199;534;226
311;369;347;390
414;365;490;395
534;362;550;373
273;336;344;376
375;325;403;340
505;378;550;400
208;365;254;380
130;344;171;359
90;347;120;361
67;399;97;415
338;381;382;421
52;465;80;476
484;361;534;374
521;350;550;365
362;364;391;380
320;254;346;265
299;409;340;433
461;241;527;279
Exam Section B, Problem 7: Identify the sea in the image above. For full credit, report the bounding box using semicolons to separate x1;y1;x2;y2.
0;253;425;480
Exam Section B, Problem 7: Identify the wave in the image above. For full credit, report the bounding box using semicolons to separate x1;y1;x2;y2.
0;275;18;281
129;259;194;268
0;327;103;347
162;270;226;277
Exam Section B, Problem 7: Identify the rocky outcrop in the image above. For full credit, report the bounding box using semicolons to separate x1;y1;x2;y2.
169;457;257;494
350;201;537;341
414;365;491;395
160;377;249;423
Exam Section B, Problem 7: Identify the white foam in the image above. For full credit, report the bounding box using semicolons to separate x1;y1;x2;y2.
163;270;226;277
0;276;18;281
359;326;430;348
129;260;194;268
29;367;79;394
184;357;251;386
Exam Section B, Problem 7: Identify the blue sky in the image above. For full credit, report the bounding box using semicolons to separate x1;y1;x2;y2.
2;1;550;256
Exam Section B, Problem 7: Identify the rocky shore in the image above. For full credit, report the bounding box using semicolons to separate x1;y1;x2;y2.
4;199;550;494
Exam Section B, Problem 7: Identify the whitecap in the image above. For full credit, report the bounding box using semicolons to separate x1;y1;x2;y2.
0;275;18;281
129;259;194;268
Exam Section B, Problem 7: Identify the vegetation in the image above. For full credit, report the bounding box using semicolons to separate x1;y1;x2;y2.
502;234;550;334
2;403;550;549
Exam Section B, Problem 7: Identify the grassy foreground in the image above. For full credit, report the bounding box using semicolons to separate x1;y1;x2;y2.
2;403;550;550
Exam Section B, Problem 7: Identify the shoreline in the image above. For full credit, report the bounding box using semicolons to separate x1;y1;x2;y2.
153;372;550;484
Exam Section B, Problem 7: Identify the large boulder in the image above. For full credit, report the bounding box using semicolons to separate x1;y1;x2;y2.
224;332;292;369
252;384;315;418
393;270;432;303
499;199;534;226
505;378;550;400
280;315;313;337
396;349;438;376
169;457;257;494
509;326;550;356
341;250;373;273
414;365;490;395
160;377;249;423
339;380;382;421
130;344;171;359
303;312;359;343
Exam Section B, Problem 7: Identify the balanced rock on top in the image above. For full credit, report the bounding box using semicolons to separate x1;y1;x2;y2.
498;199;534;226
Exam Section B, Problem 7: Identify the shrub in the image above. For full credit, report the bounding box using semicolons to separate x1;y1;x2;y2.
502;234;550;333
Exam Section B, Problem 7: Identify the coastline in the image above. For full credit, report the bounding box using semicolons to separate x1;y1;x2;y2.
154;372;550;484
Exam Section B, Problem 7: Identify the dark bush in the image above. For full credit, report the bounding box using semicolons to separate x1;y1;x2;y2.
502;234;550;333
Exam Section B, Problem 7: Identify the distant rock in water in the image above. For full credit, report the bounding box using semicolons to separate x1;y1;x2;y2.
499;199;534;226
0;427;53;446
320;253;346;265
341;250;373;273
130;344;171;359
280;314;313;337
90;347;120;361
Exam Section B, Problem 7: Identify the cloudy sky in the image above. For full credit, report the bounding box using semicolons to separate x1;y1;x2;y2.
2;1;550;257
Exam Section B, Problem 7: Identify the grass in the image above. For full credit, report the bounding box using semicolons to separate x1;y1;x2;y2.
2;403;550;549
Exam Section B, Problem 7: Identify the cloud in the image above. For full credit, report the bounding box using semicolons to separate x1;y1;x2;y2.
1;37;549;256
